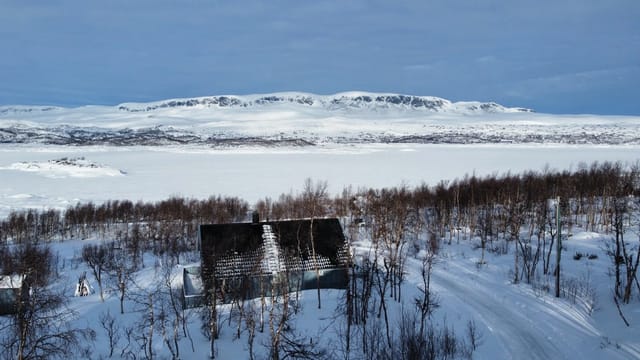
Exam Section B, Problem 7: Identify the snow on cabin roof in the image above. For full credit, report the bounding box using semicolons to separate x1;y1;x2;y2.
200;218;347;262
200;218;349;278
0;274;23;289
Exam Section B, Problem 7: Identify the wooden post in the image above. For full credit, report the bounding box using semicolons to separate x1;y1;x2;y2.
555;196;561;298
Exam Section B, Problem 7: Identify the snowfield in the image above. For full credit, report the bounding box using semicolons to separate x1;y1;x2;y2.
35;226;640;359
1;92;639;146
0;157;125;179
1;142;639;359
1;93;639;359
1;144;638;219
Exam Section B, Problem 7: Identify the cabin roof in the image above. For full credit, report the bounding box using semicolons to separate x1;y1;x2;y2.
199;218;349;279
200;218;347;263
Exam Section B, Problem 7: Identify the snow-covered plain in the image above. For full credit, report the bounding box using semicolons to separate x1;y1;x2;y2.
1;93;640;359
45;225;640;359
1;144;639;219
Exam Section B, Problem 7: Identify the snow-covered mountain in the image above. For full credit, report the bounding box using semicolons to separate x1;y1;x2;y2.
0;92;638;146
114;92;533;114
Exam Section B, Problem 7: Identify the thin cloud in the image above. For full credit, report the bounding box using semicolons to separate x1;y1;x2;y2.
403;64;436;72
514;66;640;95
0;0;638;114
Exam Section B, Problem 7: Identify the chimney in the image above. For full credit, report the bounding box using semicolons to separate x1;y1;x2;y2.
252;211;260;224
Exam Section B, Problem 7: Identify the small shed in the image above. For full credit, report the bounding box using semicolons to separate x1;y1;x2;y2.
0;275;23;316
183;266;204;309
193;217;350;306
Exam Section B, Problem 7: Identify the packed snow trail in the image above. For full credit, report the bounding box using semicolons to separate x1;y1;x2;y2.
405;256;636;360
431;265;560;359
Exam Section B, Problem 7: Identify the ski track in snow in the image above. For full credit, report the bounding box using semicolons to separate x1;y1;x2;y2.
431;263;561;360
423;257;635;360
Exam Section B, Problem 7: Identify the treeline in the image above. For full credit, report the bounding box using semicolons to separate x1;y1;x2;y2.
1;161;638;247
255;161;639;234
1;161;639;359
0;196;249;245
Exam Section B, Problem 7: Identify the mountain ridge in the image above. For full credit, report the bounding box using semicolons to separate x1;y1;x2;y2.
115;92;533;114
1;92;639;147
0;92;532;114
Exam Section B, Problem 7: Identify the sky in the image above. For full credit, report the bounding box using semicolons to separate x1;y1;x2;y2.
0;0;639;115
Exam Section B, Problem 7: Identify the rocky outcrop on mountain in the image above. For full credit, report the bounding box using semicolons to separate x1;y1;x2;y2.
115;92;532;113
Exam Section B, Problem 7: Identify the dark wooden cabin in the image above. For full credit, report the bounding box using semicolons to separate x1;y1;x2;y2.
194;216;349;305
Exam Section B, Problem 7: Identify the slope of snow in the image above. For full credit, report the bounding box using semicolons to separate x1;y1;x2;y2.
0;93;639;359
0;142;638;358
114;92;531;113
1;92;638;146
423;239;639;360
0;144;638;219
0;157;125;179
22;219;638;359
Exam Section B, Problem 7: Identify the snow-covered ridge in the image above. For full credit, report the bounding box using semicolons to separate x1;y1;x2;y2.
0;157;125;178
0;92;638;146
115;92;533;114
0;106;63;115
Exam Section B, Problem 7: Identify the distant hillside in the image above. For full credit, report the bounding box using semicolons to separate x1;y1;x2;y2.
1;92;639;147
115;92;533;114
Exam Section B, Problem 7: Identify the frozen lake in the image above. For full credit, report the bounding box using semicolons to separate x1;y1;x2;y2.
1;144;638;216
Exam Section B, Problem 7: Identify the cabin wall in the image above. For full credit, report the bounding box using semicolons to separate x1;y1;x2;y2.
0;288;19;315
182;267;349;308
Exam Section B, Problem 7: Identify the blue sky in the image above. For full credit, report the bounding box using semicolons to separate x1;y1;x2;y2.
1;0;639;114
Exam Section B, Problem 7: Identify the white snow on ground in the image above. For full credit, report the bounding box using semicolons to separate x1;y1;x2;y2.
0;143;638;359
26;222;639;359
0;144;638;218
1;95;639;358
0;157;124;179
